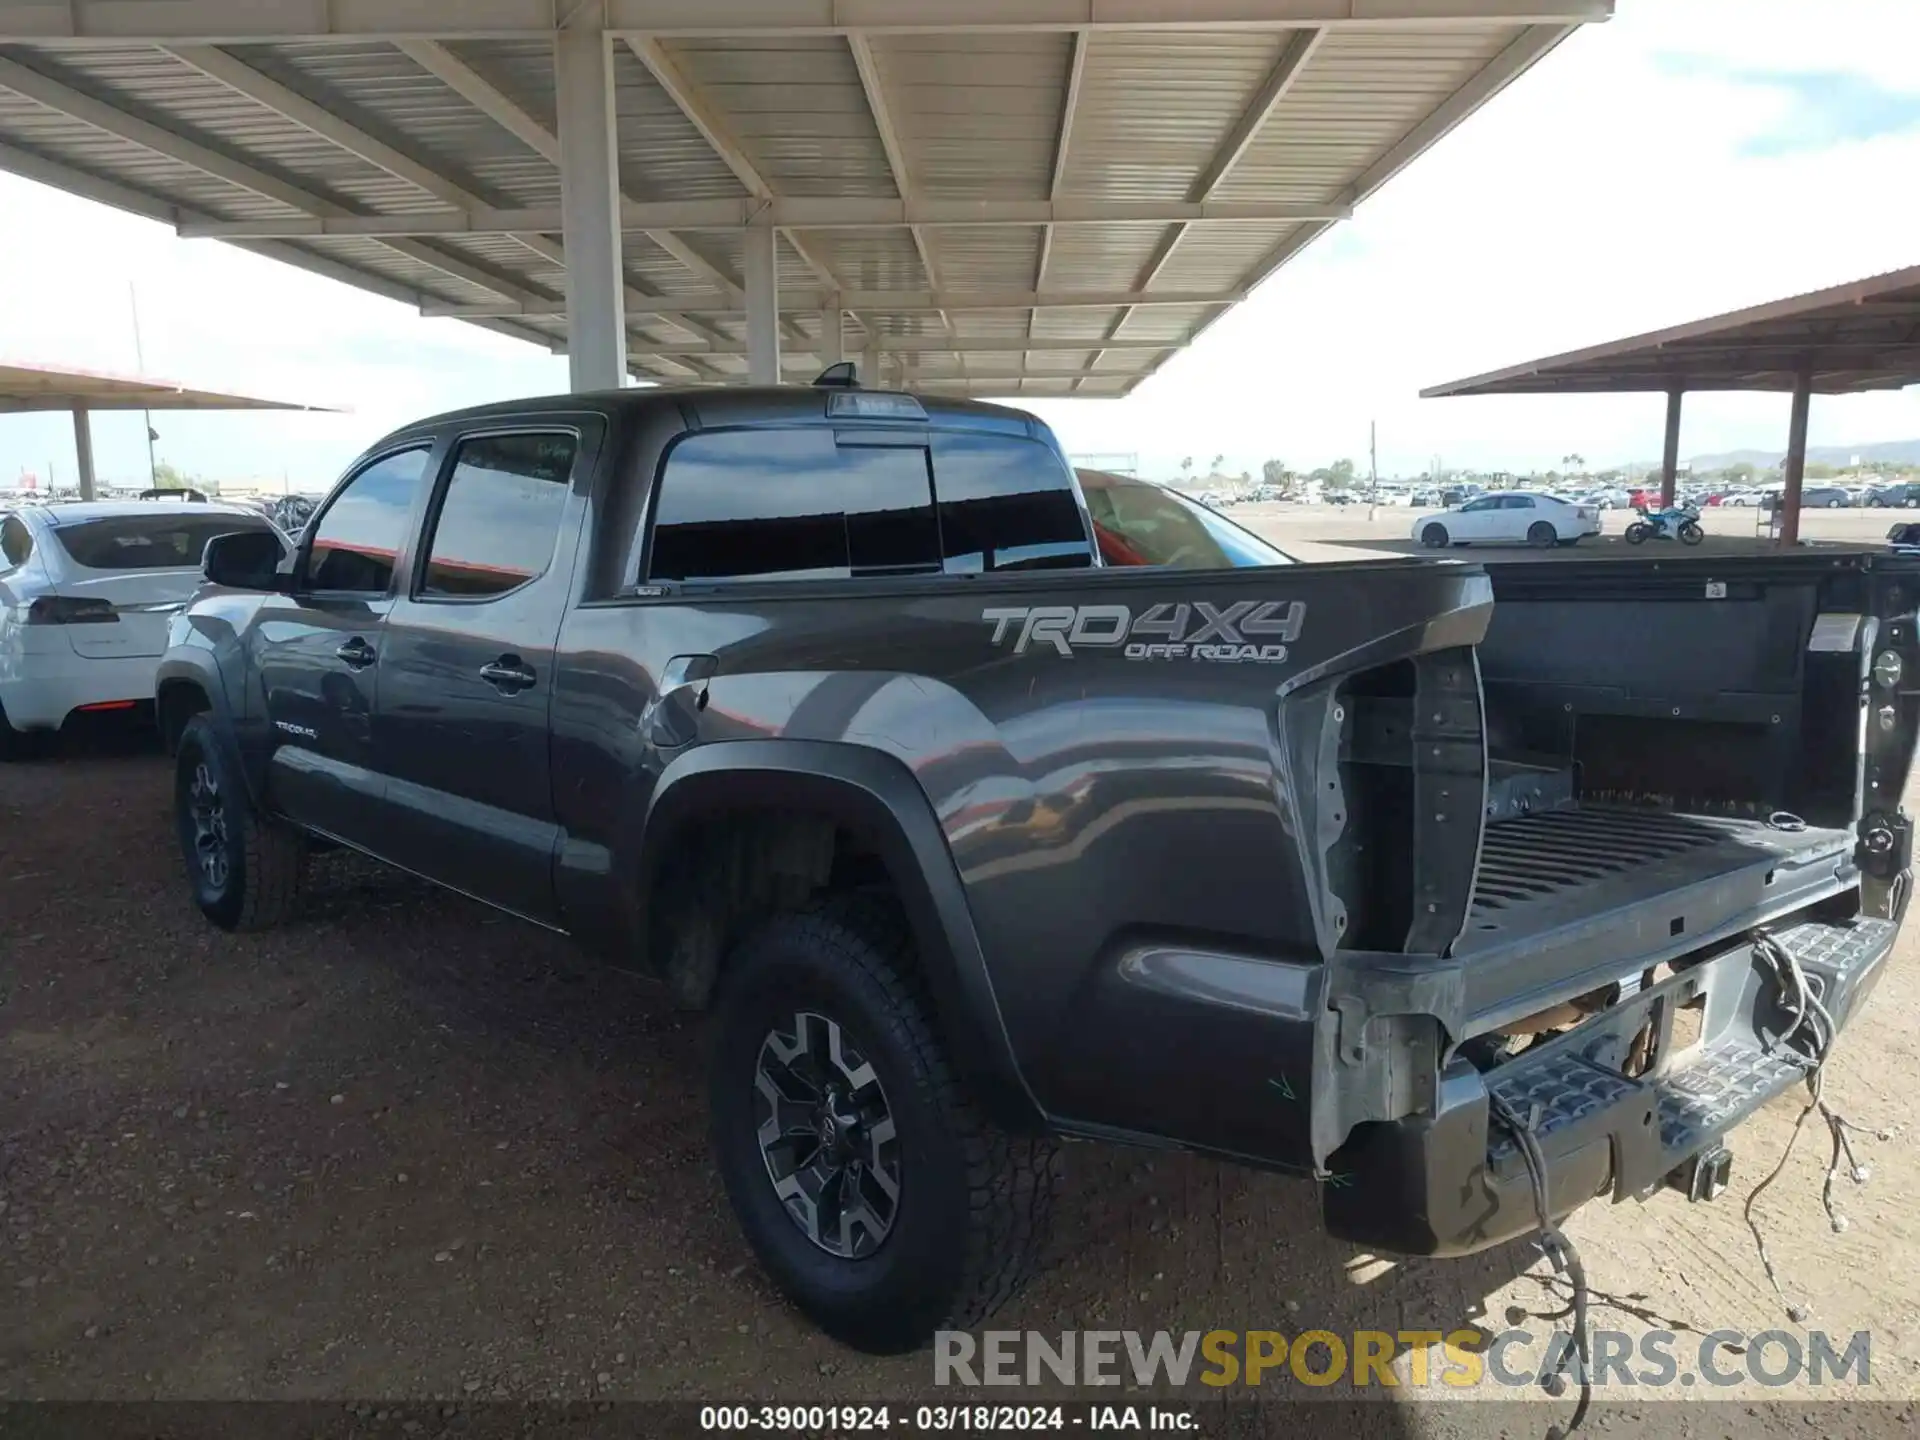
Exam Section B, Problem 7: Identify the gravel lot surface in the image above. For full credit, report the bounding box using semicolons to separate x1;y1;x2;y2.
5;724;1920;1434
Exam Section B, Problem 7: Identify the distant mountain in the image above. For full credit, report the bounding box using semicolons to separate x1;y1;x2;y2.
1687;439;1920;470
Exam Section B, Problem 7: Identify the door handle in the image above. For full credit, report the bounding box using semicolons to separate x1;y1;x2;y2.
335;636;376;669
478;656;538;693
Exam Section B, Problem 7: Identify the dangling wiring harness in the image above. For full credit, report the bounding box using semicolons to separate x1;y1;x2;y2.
1487;1088;1592;1440
1742;927;1892;1321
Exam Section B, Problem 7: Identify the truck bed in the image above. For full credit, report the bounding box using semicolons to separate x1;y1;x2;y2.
1454;804;1855;1034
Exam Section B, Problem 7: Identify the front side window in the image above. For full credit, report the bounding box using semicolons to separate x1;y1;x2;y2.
932;432;1093;573
306;447;431;593
647;427;940;583
420;432;576;599
1460;498;1498;513
49;512;271;570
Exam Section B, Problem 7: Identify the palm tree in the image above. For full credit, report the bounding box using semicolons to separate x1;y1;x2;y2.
1210;453;1225;474
1180;456;1193;477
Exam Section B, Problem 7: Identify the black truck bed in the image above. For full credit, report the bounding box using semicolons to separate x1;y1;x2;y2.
1454;805;1855;1034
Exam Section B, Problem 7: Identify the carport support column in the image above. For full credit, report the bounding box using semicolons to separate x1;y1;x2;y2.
71;405;96;501
555;22;627;392
743;221;780;385
1659;388;1683;509
1778;371;1812;548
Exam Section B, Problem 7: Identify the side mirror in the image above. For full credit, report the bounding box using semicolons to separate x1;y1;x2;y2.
203;529;289;592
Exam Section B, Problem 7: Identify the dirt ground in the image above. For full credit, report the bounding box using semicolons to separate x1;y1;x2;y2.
5;729;1920;1433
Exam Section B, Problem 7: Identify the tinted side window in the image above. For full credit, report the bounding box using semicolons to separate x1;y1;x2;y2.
1500;496;1534;510
648;427;939;583
0;515;31;568
307;448;431;593
420;432;576;599
932;432;1093;572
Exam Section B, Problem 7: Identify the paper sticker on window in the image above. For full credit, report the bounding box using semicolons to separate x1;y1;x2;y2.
1705;580;1727;599
1808;613;1863;652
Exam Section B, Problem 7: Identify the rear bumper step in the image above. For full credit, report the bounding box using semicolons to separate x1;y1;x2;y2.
1323;914;1897;1256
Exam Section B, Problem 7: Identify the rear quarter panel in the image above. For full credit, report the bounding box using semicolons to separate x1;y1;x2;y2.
553;559;1491;1154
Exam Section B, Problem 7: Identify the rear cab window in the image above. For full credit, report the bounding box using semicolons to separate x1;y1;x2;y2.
642;422;1094;585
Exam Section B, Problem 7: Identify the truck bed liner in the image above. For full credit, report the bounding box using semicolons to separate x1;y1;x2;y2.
1454;806;1855;1030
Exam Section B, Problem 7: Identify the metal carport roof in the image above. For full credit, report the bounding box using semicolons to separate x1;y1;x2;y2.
1421;263;1920;397
1421;264;1920;546
0;357;328;412
0;1;1609;396
0;357;334;498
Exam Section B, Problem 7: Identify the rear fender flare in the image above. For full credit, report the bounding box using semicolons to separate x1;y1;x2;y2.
636;739;1045;1134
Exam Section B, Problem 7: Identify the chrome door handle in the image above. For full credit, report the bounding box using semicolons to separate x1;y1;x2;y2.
335;637;376;669
479;657;538;693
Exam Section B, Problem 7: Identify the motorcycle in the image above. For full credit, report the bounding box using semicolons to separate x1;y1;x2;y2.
1625;502;1704;546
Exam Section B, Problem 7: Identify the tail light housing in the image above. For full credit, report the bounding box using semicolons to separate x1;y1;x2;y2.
26;595;118;625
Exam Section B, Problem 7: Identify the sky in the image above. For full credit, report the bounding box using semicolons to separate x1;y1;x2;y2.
3;0;1919;490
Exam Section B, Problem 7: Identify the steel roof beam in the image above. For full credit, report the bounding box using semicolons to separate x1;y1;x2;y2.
419;287;1238;317
848;32;953;341
0;3;1616;44
623;34;860;326
625;336;1179;358
178;198;1348;238
1091;26;1322;378
394;39;561;163
0;51;548;304
1032;28;1088;347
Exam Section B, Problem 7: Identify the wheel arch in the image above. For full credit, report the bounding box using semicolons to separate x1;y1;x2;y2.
636;739;1045;1134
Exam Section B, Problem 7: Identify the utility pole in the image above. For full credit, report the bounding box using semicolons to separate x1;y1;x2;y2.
129;283;158;487
1368;421;1379;521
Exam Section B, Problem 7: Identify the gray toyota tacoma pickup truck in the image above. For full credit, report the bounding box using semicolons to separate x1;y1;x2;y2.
156;380;1918;1354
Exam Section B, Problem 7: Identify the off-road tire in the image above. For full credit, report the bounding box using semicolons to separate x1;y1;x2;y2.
1420;523;1449;548
174;714;305;931
709;893;1062;1353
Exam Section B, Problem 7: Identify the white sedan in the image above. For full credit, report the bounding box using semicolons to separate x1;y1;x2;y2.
1;501;277;756
1411;491;1600;549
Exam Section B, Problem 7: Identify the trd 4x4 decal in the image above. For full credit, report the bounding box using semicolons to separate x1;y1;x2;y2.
982;600;1304;663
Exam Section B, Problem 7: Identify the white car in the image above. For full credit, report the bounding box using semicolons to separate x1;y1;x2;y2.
1;501;277;755
1411;491;1600;549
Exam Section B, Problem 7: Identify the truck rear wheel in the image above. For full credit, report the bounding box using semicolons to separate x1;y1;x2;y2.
708;895;1061;1353
174;714;306;931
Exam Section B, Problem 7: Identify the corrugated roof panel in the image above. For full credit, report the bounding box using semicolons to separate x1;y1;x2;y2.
667;37;896;200
1030;308;1130;344
1109;302;1217;344
18;46;448;216
623;232;738;298
877;32;1070;202
608;43;749;202
1148;220;1294;291
231;40;563;210
923;226;1042;291
1214;25;1520;205
0;86;293;219
297;235;502;307
1059;31;1291;205
1042;222;1164;292
805;229;928;291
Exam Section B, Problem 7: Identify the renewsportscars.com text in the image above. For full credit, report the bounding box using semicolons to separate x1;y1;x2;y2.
934;1329;1871;1391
